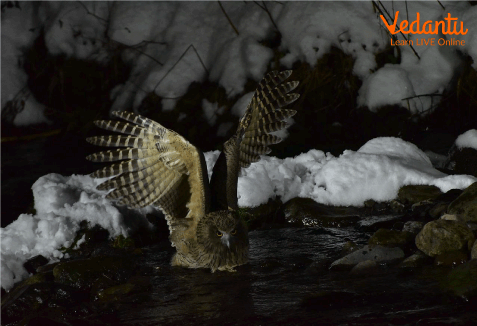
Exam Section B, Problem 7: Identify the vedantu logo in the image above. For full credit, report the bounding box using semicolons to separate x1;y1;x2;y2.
380;11;468;47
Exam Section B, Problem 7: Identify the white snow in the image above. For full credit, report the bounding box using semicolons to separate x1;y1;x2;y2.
2;137;476;291
1;174;155;291
3;2;476;126
455;129;477;150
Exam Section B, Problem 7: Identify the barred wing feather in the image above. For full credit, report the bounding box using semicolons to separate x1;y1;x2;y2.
86;111;210;221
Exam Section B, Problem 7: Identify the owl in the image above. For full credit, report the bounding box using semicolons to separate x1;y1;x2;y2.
86;70;300;272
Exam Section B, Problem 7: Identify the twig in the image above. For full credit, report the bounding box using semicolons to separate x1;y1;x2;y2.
374;0;420;60
218;1;239;36
76;1;108;24
253;1;280;32
153;44;209;92
436;0;445;10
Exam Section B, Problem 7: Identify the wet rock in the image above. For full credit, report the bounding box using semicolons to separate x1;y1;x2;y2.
441;259;477;298
472;240;477;260
282;198;360;227
23;255;49;274
415;219;475;257
330;245;404;270
53;256;136;291
96;283;136;302
350;260;377;275
397;185;443;205
440;213;459;221
434;250;468;267
399;250;432;268
368;228;414;249
340;240;361;256
390;200;406;214
402;221;424;235
428;202;448;219
447;182;477;222
358;214;404;231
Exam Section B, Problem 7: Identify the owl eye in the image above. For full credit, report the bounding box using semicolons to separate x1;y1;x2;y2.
231;229;237;235
217;231;223;237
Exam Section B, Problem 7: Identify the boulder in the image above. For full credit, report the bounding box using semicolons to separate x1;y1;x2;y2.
330;245;404;270
368;228;414;249
402;221;424;235
447;182;477;222
397;185;442;205
415;219;475;257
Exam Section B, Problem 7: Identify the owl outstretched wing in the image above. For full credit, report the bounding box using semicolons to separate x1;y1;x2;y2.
86;111;211;228
209;70;300;211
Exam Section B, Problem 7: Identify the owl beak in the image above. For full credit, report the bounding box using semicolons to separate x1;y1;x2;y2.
221;233;232;249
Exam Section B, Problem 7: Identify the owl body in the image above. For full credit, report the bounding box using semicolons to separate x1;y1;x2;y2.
87;70;299;272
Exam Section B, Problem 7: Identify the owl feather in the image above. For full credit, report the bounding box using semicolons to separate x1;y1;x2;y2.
87;70;299;272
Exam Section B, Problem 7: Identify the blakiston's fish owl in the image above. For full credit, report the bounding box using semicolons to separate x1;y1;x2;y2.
86;70;299;272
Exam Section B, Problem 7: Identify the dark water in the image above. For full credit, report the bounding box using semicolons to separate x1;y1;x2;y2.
2;136;476;325
118;227;475;325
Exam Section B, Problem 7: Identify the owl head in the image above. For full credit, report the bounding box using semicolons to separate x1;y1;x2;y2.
196;210;249;270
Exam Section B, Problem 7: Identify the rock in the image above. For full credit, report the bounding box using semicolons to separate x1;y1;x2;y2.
472;240;477;260
96;283;136;302
341;240;360;256
397;185;443;205
23;255;49;274
434;250;468;267
53;256;136;290
402;221;424;235
350;260;377;275
330;245;404;270
390;200;405;214
447;182;477;222
368;228;414;249
428;202;448;219
399;251;432;268
440;214;459;221
415;219;475;257
441;259;477;299
282;198;360;228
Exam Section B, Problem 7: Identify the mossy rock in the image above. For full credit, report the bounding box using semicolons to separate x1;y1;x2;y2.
96;283;135;302
447;182;477;222
415;219;475;257
368;228;415;249
282;198;360;228
53;256;136;290
397;185;443;205
441;259;477;298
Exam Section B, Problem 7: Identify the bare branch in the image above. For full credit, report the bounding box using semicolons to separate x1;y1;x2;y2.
218;1;240;36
